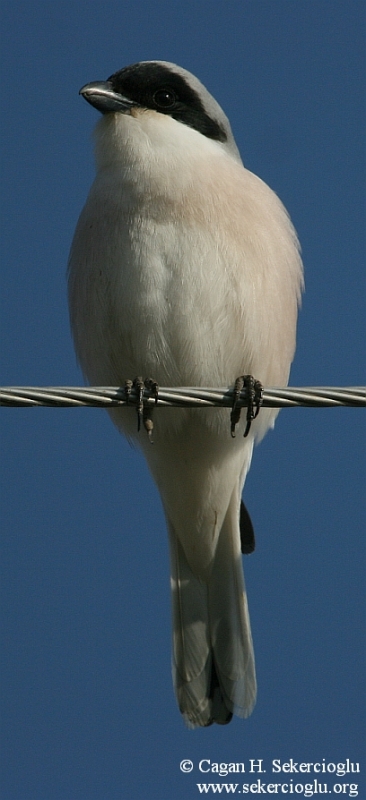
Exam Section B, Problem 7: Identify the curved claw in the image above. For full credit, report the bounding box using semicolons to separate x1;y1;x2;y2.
243;377;263;437
230;376;245;438
143;379;159;442
126;377;159;439
144;378;159;405
230;375;263;438
133;377;145;432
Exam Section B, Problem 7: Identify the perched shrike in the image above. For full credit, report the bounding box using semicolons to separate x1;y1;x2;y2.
68;61;303;728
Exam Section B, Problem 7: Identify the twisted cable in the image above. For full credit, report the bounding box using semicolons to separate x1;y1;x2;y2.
0;385;364;408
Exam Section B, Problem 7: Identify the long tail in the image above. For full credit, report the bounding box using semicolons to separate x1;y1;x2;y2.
168;490;256;728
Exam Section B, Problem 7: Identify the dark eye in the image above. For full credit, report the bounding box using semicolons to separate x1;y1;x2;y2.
153;88;177;108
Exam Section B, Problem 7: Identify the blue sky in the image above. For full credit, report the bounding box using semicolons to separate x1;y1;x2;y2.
0;2;365;798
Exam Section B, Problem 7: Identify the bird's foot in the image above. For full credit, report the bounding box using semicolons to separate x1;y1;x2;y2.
230;375;263;438
124;377;159;441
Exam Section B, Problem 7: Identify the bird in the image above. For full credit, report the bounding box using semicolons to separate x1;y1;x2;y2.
68;60;304;728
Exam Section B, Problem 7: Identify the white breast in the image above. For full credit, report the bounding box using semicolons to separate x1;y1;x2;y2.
68;110;303;443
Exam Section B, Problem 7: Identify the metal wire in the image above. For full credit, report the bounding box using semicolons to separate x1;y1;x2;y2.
0;386;365;408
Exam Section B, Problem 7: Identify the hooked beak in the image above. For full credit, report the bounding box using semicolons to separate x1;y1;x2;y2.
79;81;136;114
